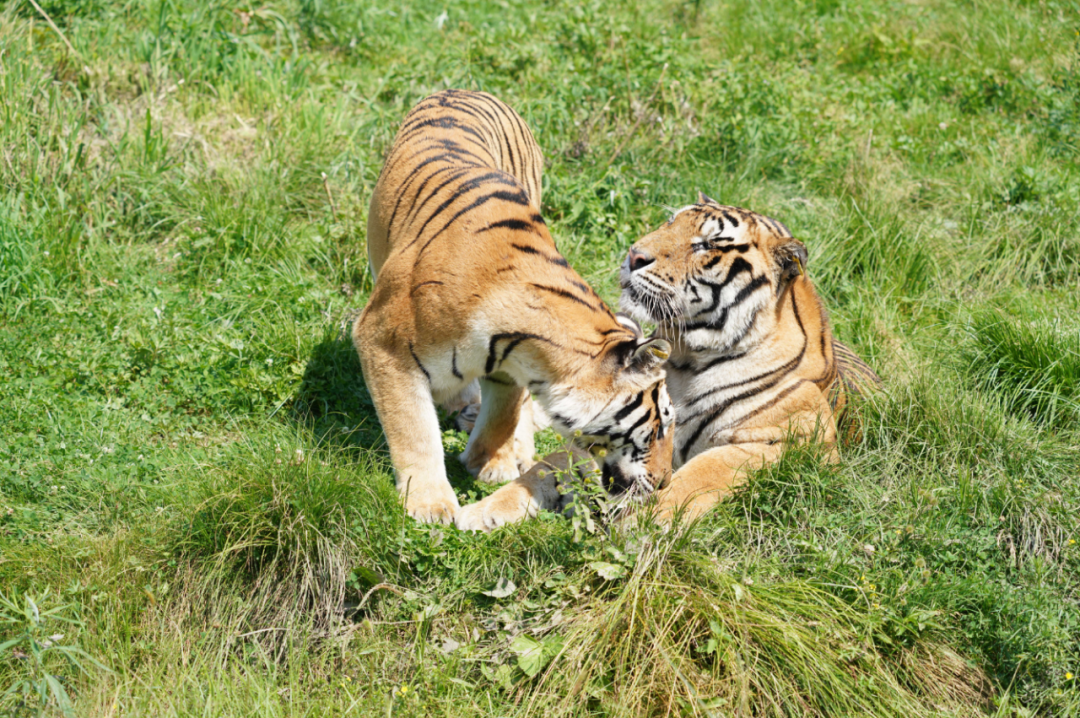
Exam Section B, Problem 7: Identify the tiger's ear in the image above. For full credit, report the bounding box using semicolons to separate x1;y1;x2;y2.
697;190;717;205
629;337;671;373
775;239;809;286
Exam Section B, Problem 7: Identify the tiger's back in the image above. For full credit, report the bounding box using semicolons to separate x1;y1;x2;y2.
367;89;543;278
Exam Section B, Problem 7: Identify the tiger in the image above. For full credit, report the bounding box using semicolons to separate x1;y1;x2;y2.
457;194;880;529
619;194;882;521
353;89;675;527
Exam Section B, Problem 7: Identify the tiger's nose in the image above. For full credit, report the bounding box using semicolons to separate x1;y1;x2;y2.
627;247;655;272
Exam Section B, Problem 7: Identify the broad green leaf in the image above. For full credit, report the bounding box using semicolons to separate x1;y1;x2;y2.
589;561;626;580
481;578;517;599
509;634;545;677
43;674;76;718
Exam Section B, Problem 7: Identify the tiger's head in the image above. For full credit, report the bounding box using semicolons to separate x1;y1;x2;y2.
543;314;675;498
619;193;808;354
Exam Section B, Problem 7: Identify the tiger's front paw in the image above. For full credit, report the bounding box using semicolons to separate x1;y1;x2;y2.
455;484;536;532
650;487;719;525
404;485;461;524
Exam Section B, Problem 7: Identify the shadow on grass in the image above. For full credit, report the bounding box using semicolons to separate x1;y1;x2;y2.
289;331;485;497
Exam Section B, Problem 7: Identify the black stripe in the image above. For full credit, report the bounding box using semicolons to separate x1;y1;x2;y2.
412;171;518;242
398;115;490;149
410;280;443;295
451;347;463;379
569;280;592;296
529;283;596;310
729;275;770;309
548;411;578;429
418;187;532;257
485;332;553;374
701;254;727;270
511;243;570;267
612;392;644;422
394;166;473;233
697;257;752;314
386;162;460;233
610;404;654;444
409;343;430;383
685;349;805;410
481;219;536;233
725;380;806;428
713;243;750;253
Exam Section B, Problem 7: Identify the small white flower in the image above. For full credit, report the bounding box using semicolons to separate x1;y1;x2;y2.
43;251;49;257
939;122;948;130
266;358;274;366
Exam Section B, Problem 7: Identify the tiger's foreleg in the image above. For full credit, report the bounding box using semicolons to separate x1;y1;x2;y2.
460;376;536;484
456;448;595;532
650;443;785;524
355;329;460;524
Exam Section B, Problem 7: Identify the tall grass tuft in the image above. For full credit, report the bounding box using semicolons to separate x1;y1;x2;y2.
173;444;401;637
525;531;990;717
963;313;1080;430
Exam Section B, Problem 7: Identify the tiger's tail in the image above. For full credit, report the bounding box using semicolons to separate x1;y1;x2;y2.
830;339;883;444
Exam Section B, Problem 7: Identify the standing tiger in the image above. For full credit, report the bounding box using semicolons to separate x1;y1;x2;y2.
620;194;881;521
353;89;674;526
459;194;879;529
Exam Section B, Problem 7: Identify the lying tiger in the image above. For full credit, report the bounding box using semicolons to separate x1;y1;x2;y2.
353;89;674;526
457;194;880;529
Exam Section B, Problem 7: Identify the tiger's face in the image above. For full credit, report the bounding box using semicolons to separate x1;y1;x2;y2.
584;380;675;497
619;195;808;354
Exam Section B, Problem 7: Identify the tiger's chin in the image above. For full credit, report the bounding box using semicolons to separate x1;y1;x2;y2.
619;283;671;327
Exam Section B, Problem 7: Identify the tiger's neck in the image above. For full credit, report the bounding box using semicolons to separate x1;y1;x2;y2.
661;278;836;465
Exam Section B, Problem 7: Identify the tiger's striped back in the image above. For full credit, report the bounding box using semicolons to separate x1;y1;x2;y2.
367;89;543;278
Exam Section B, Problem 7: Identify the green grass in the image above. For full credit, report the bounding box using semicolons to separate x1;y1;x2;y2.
2;0;1079;715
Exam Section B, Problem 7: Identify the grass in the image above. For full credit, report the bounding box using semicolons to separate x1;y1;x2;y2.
1;0;1079;715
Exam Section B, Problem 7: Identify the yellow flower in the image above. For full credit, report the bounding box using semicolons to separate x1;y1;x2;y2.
1067;672;1074;680
400;686;409;694
1069;539;1076;545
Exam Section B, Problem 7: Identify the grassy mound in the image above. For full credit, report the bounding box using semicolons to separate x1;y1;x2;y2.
2;0;1079;715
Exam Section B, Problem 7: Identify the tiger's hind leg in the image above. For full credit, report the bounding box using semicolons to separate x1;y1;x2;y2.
441;379;481;433
460;376;536;484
